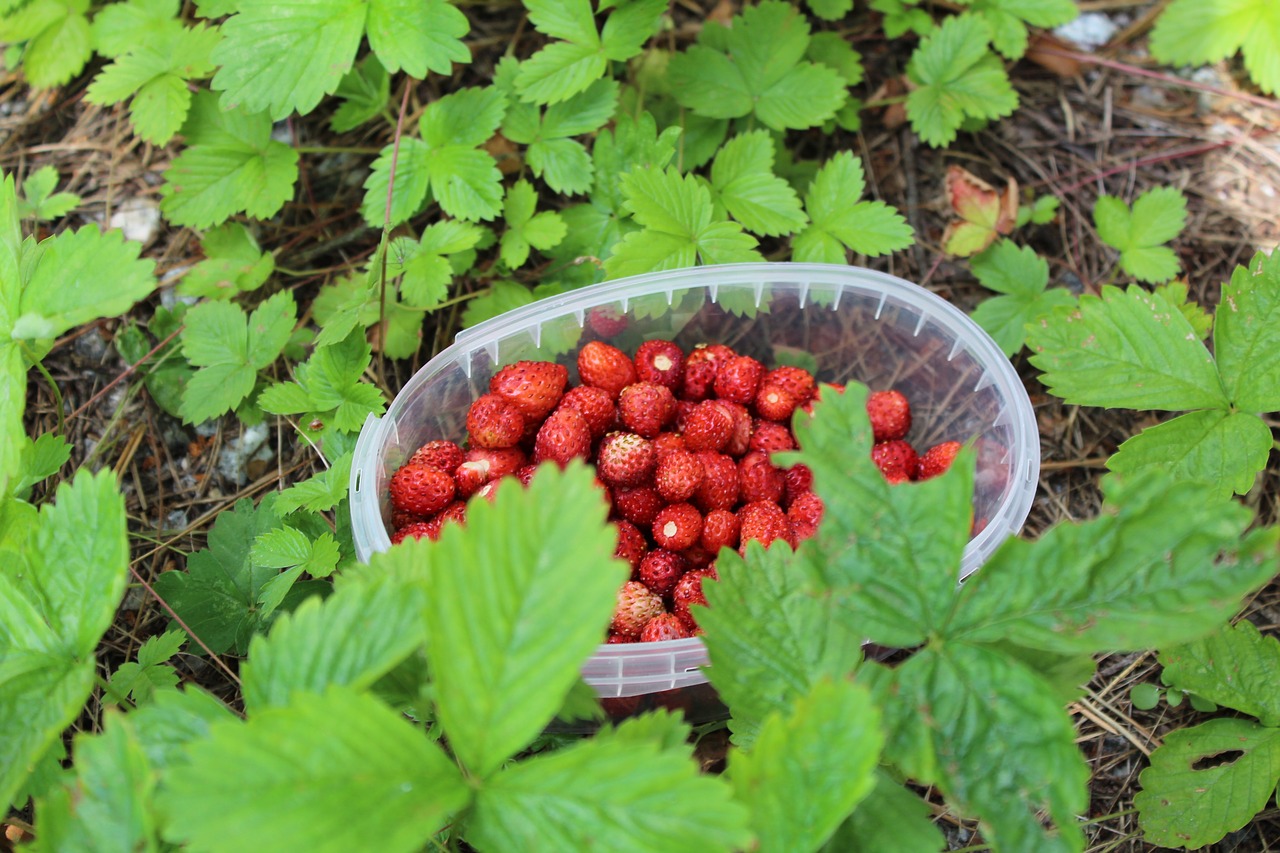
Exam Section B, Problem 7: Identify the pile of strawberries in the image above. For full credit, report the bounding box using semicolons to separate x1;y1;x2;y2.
386;339;960;644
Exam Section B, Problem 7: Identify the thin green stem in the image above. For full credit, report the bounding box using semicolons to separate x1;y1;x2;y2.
21;341;65;436
96;674;135;710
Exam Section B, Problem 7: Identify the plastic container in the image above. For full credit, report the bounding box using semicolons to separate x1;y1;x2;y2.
350;263;1039;719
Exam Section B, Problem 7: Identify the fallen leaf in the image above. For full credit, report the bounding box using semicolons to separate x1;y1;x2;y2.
1024;33;1084;78
941;165;1018;257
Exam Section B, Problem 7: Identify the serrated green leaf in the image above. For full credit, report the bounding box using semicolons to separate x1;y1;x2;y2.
1107;408;1271;498
366;0;470;79
806;0;853;21
1094;187;1187;283
159;687;469;853
1026;285;1227;411
9;0;92;89
599;0;664;60
360;138;432;227
211;0;365;119
501;180;566;268
180;223;274;299
259;329;385;432
8;432;71;500
1136;717;1280;849
275;453;354;515
92;0;181;58
1160;620;1280;726
1151;0;1280;95
729;678;882;852
516;40;607;105
1155;279;1212;340
806;31;864;85
969;240;1074;355
251;526;339;575
1214;251;1280;411
106;630;184;706
461;279;536;327
793;152;913;260
710;131;806;237
16;165;80;221
467;720;752;852
524;0;598;46
966;0;1078;59
821;771;946;853
906;15;1018;146
331;55;390;132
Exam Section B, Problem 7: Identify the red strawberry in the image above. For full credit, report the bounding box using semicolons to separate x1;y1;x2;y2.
436;500;468;527
672;569;715;630
606;632;637;645
762;366;816;404
614;520;648;572
755;383;799;422
713;400;753;458
389;463;456;516
652;502;703;551
737;500;791;553
515;464;539;487
783;463;814;506
490;360;568;420
655;449;704;503
680;344;735;401
578;341;637;399
557;385;617;438
466;393;526;449
749;420;796;455
534;406;592;466
738;451;785;504
699;508;740;553
391;508;426;530
801;382;845;416
681;400;733;452
714;355;764;405
651;431;687;459
917;440;962;480
640;612;693;642
618;382;677;438
455;447;527;497
872;440;918;484
596;432;656;487
391;521;434;544
408;440;464;473
634;340;685;392
639;549;686;596
587;305;628;337
612;486;664;527
693;452;739;512
612;580;665;636
788;491;824;540
680;545;715;569
867;389;912;442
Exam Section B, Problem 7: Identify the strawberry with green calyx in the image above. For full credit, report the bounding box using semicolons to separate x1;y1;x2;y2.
578;340;637;398
389;462;456;516
596;431;656;487
639;548;686;596
653;502;703;551
655;449;704;503
871;439;918;484
866;389;912;442
612;580;665;636
466;393;526;449
917;440;963;480
533;406;592;466
490;360;568;421
640;612;693;642
618;381;677;438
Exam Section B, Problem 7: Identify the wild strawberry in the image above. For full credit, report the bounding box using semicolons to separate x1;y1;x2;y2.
618;382;677;438
783;463;814;506
596;431;656;487
699;508;740;553
672;569;715;631
515;464;539;487
738;451;785;504
673;400;698;433
475;480;503;502
872;439;918;484
639;549;686;596
436;500;468;527
578;340;637;399
391;521;434;544
587;305;628;337
788;491;824;540
606;632;637;645
634;340;685;393
680;344;735;401
749;420;796;456
681;400;733;453
655;449;704;503
455;447;527;497
534;406;592;466
614;520;648;572
466;393;526;449
391;508;426;530
408;440;464;473
612;486;664;527
762;366;816;404
801;382;845;416
714;355;764;405
693;452;739;512
652;502;702;551
680;545;715;569
612;580;665;636
917;440;962;480
651;431;687;459
737;500;791;554
557;385;617;438
867;389;911;442
490;360;568;421
755;383;799;422
641;612;693;642
389;463;456;516
714;400;752;457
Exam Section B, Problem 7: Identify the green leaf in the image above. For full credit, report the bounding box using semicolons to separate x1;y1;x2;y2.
160;91;300;228
331;55;390;132
1160;620;1280;726
3;0;92;89
1130;682;1163;711
728;678;882;852
599;0;665;61
467;717;752;852
251;526;340;577
179;223;275;299
806;0;852;22
905;15;1018;147
1136;718;1280;849
501;179;567;268
1026;284;1227;411
16;165;80;220
365;0;470;79
709;131;806;237
806;31;864;86
8;432;71;500
969;240;1077;356
1017;193;1060;227
821;771;946;853
965;0;1078;59
105;629;186;706
461;279;537;328
410;462;626;778
1107;408;1272;498
242;577;426;713
1094;187;1188;283
258;328;386;432
129;686;236;771
92;0;182;58
792;152;914;260
1214;250;1280;411
159;687;470;853
275;453;353;514
1151;0;1280;95
1155;278;1213;340
211;0;366;119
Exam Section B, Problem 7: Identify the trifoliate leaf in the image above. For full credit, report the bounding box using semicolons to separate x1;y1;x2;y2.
872;0;934;38
1107;408;1272;499
1150;0;1280;95
905;14;1018;147
91;0;181;58
806;0;852;22
822;771;946;853
0;0;92;88
969;240;1075;355
1026;285;1227;411
792;152;914;262
179;223;274;299
179;291;296;423
159;687;470;853
16;166;80;221
389;220;483;307
1136;718;1280;849
275;452;354;515
258;329;385;433
1016;193;1059;227
461;279;537;328
365;0;469;79
709;131;807;237
1160;620;1280;726
940;164;1018;256
251;526;341;577
105;630;185;706
806;31;864;86
586;109;680;213
500;179;567;268
960;0;1078;60
331;55;389;132
1213;250;1280;412
8;432;70;501
1155;278;1212;340
1094;187;1187;283
160;91;299;228
667;0;847;131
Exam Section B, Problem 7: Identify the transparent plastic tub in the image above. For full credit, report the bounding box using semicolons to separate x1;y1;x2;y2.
350;263;1039;721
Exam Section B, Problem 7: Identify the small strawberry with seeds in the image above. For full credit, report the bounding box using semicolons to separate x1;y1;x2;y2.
490;360;568;421
655;449;704;503
737;500;791;554
578;340;637;399
641;613;693;642
391;508;426;530
651;431;687;459
917;440;962;480
783;463;814;506
639;549;686;596
596;431;656;487
587;305;628;337
466;394;526;449
749;420;796;455
872;439;918;484
455;447;527;496
713;400;753;457
408;440;464;473
866;389;912;442
612;581;666;636
693;452;739;512
699;508;740;554
612;486;664;527
755;383;799;422
680;344;735;401
788;491;824;541
762;365;816;404
534;406;592;466
653;502;703;551
389;463;456;516
613;520;648;572
634;339;685;392
681;400;733;453
672;569;715;631
557;385;617;438
714;355;764;405
391;521;434;544
737;451;785;504
515;464;539;487
618;382;677;438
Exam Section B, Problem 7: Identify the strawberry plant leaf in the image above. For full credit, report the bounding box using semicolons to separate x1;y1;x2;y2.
1136;718;1280;849
821;771;946;853
1026;285;1228;411
462;279;538;328
1214;250;1280;412
91;0;182;58
365;0;470;80
8;432;71;501
242;576;426;713
872;0;934;38
905;14;1018;147
1155;279;1213;340
667;0;847;131
179;223;275;299
211;0;366;119
500;179;567;268
1017;193;1059;227
969;240;1076;355
0;0;92;89
128;685;234;769
159;687;470;853
160;92;299;228
331;56;390;132
276;451;354;515
388;222;483;308
467;714;752;852
1150;0;1280;95
415;462;626;779
251;526;340;577
807;31;864;87
806;0;853;22
1107;408;1272;499
16;165;80;221
259;328;385;433
1159;620;1280;726
728;678;883;852
958;0;1078;60
1094;187;1187;283
709;131;807;237
940;165;1018;257
105;630;186;707
793;152;914;262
